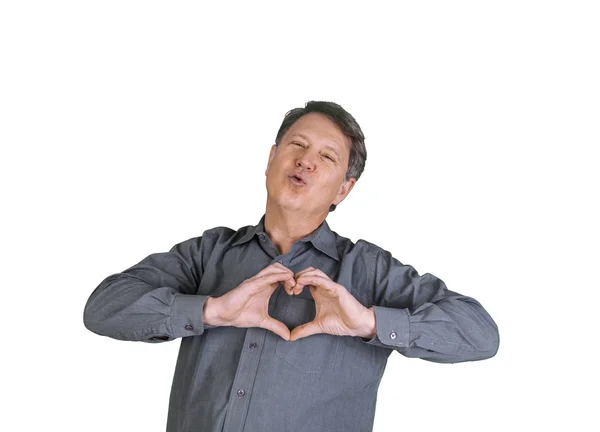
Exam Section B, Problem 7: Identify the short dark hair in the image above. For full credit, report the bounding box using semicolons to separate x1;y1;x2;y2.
275;101;367;211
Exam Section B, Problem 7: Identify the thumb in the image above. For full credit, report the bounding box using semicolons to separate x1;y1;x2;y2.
290;321;321;341
260;316;291;341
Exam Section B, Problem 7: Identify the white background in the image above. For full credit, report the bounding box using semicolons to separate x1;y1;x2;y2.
1;1;598;431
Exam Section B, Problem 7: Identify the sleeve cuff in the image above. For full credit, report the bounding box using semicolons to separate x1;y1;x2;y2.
169;294;217;338
362;306;410;349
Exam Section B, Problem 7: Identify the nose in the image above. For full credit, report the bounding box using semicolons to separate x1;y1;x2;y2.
296;152;316;171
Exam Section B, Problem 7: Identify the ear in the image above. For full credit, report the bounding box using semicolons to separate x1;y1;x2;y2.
332;177;356;206
265;145;277;176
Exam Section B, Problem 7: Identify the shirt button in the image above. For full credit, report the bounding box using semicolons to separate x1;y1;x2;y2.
259;234;266;241
184;324;193;331
390;331;397;340
237;389;245;397
277;260;283;264
249;342;257;350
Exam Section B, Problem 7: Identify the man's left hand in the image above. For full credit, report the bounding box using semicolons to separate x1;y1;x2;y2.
287;267;376;341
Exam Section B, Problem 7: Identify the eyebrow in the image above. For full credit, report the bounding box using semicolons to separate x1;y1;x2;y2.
289;133;342;159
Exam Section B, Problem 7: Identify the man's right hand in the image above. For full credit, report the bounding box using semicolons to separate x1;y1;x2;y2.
202;263;297;340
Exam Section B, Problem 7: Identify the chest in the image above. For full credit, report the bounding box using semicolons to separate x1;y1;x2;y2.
195;241;373;307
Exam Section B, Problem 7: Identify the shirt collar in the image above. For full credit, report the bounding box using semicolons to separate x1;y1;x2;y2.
231;215;340;261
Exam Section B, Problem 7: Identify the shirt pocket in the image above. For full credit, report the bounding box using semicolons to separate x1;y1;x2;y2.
275;297;339;374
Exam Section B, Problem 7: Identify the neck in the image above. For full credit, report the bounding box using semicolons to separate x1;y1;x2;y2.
264;200;326;254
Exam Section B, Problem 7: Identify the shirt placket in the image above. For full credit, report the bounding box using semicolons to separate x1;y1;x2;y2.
222;234;291;432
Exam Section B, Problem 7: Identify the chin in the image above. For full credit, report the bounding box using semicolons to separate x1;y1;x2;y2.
279;198;305;211
269;193;305;211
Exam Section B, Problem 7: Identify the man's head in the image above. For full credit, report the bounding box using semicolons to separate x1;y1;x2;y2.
265;101;367;216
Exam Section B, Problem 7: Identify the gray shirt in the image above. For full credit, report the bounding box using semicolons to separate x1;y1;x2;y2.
84;215;499;432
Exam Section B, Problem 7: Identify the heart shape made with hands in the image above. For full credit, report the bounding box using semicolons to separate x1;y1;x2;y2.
281;266;376;341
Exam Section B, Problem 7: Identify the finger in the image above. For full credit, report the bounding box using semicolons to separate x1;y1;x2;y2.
295;267;329;280
290;282;304;296
285;284;303;296
293;266;316;279
261;317;291;341
295;275;336;293
291;279;306;295
255;269;295;295
253;262;293;279
257;272;296;289
293;269;330;294
270;262;292;272
290;321;321;341
281;277;297;295
292;267;321;295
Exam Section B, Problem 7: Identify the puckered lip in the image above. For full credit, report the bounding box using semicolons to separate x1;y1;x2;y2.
288;171;307;185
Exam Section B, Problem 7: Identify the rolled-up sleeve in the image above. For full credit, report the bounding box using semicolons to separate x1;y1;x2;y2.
362;248;499;363
83;236;217;342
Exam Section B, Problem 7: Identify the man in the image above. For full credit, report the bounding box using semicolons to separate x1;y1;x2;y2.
84;101;499;432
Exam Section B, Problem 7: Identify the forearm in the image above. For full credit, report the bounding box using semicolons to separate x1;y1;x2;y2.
368;248;499;363
364;296;499;363
84;274;213;342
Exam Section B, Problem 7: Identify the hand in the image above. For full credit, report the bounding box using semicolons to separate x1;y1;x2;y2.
289;267;376;341
207;263;297;340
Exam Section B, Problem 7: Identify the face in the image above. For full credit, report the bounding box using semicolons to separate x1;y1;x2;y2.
265;112;356;215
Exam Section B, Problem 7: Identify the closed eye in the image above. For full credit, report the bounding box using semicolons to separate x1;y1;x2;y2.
322;154;335;162
291;141;306;148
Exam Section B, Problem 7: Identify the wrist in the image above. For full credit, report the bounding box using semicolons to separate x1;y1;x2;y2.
202;296;222;326
356;307;377;339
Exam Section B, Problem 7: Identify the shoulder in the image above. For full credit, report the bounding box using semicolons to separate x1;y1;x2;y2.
337;235;390;261
354;238;387;255
170;224;252;253
336;236;411;278
201;223;259;249
326;229;397;276
201;225;243;242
